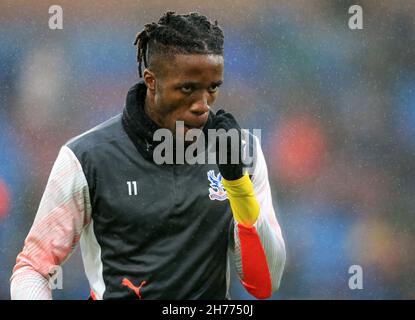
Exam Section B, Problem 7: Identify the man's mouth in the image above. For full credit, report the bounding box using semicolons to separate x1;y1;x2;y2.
175;123;205;144
184;123;204;130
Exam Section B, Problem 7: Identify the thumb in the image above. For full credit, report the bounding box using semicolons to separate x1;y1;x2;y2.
216;109;226;116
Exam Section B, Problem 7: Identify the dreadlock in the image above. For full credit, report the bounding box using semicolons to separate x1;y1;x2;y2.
133;11;224;78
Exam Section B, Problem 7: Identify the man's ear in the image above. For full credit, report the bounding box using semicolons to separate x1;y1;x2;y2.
143;69;156;91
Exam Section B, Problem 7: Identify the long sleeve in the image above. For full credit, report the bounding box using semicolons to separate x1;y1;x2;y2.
225;135;286;299
10;146;91;299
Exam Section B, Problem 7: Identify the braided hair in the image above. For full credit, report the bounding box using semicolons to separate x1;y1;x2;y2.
133;11;224;78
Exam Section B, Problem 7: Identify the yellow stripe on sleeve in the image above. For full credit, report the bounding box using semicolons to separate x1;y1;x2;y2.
222;174;260;227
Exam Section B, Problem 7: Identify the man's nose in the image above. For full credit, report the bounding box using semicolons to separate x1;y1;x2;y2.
190;95;210;116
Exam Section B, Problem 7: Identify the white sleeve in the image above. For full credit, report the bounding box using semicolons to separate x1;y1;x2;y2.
250;135;286;290
10;146;92;300
232;134;286;296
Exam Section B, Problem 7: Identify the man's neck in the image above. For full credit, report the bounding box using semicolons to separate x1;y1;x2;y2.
144;92;163;128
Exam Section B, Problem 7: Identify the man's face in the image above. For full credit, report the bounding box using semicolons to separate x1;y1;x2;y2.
144;54;224;135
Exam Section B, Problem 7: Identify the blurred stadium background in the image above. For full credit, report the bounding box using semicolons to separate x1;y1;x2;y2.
1;0;415;299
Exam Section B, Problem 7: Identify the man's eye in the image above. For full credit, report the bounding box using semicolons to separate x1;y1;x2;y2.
181;86;193;94
208;85;219;93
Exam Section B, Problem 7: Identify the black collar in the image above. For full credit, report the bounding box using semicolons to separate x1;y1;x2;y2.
121;82;214;162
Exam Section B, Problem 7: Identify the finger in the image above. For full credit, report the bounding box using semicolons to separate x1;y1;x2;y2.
216;109;226;116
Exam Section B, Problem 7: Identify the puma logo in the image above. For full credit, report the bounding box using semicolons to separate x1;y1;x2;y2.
122;278;147;299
